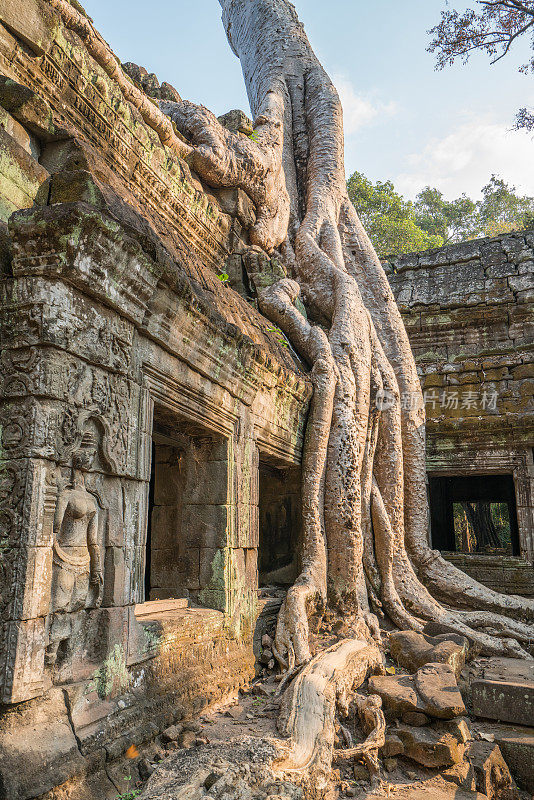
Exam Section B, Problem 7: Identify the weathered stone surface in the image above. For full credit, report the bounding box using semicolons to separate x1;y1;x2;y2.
218;109;254;136
389;630;468;677
396;724;467;767
0;688;86;799
380;732;404;757
415;663;467;719
494;725;534;793
368;673;420;716
472;679;534;727
0;125;49;220
466;742;519;800
471;658;534;727
0;0;59;55
402;711;430;726
369;663;466;720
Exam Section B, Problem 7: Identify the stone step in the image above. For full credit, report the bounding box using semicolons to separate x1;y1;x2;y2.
471;658;534;727
134;597;189;617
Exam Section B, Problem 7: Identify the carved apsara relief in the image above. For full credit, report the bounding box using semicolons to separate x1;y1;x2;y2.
46;427;106;668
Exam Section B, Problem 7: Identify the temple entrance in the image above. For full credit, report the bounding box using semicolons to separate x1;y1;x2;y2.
143;404;229;605
145;434;185;601
258;461;301;587
429;474;520;556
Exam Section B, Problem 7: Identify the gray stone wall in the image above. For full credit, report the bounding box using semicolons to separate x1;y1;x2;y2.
386;231;534;593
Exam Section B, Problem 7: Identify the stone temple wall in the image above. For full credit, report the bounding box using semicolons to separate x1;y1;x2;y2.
386;233;534;595
0;3;311;797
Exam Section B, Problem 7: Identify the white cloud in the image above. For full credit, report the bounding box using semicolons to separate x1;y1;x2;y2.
395;115;534;200
333;74;397;136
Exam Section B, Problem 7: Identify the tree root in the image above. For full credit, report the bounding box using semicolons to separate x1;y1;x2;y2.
334;692;386;788
274;638;384;794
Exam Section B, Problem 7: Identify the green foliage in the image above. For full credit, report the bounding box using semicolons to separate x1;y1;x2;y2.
265;325;289;348
347;171;443;258
477;174;534;236
347;171;534;258
414;187;477;244
115;792;140;800
428;2;534;130
217;271;229;283
248;130;259;141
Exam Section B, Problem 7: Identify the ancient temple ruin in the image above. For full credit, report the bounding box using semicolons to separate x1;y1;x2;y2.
0;2;532;799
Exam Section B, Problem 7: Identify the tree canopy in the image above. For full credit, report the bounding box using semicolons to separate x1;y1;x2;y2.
346;172;442;258
347;171;534;258
428;0;534;130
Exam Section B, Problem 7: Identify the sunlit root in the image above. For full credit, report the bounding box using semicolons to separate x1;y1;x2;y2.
274;639;383;794
334;693;386;787
160;99;289;251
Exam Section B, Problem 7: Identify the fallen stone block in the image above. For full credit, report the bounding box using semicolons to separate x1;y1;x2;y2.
436;717;473;745
472;679;534;727
369;662;466;720
396;723;467;768
442;761;477;791
415;663;466;719
466;741;519;800
471;658;534;727
494;725;534;793
389;630;468;678
380;732;404;757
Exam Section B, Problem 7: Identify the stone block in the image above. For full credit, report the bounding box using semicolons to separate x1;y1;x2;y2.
0;106;39;158
15;545;52;620
185;459;229;505
200;547;226;589
197;587;227;612
182;503;231;549
495;726;534;792
508;273;534;293
511;363;534;380
471;658;534;726
217;109;254;135
2;616;46;703
150;505;181;549
388;630;468;678
0;687;86;799
0;126;49;221
0;76;55;138
102;546;128;607
381;732;404;757
0;0;59;55
396;723;466;767
369;662;466;720
466;741;519;800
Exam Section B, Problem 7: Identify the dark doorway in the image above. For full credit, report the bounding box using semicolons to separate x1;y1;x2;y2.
145;430;185;601
142;404;228;607
428;474;520;556
258;462;301;586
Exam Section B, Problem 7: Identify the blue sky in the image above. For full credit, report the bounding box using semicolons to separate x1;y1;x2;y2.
83;0;534;200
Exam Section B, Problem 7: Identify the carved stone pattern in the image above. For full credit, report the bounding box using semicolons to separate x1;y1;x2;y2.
0;38;232;273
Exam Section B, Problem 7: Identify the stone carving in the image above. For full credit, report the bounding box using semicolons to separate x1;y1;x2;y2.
46;431;103;667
